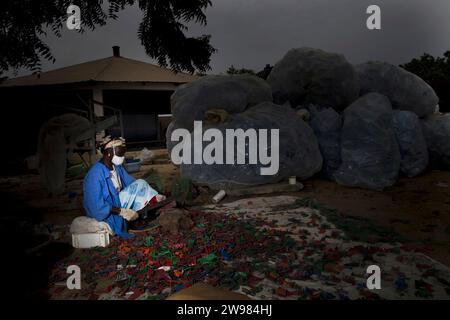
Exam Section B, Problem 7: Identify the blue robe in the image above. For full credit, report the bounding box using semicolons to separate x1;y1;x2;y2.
83;160;135;238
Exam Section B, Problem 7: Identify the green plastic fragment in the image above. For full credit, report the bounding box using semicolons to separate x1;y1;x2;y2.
143;236;154;247
198;253;217;265
234;272;247;282
415;289;433;298
158;250;171;257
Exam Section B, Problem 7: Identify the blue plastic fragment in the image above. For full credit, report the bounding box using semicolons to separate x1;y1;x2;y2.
356;283;366;290
320;292;336;300
339;293;350;300
174;284;184;292
68;191;77;199
395;277;408;291
220;248;230;261
303;287;314;296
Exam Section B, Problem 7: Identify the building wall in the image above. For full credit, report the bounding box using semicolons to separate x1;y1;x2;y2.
0;84;178;174
103;89;173;144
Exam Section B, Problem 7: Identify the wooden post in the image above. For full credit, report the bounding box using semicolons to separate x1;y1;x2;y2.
93;88;104;117
90;99;96;165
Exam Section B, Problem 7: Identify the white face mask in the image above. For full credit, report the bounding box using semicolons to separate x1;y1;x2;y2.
112;147;125;166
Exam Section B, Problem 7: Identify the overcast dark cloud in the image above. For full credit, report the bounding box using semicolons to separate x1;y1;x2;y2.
8;0;450;77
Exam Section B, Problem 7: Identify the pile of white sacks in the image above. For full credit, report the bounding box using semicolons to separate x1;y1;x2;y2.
167;47;447;191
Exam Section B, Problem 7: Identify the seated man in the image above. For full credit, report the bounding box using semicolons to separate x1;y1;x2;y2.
83;137;162;238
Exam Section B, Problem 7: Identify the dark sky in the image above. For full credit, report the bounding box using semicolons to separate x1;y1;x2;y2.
8;0;450;77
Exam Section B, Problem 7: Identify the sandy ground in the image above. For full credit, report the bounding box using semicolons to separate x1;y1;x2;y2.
298;171;450;266
0;150;449;271
0;156;450;266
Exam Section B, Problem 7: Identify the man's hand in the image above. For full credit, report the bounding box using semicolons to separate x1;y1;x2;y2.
120;208;139;221
156;194;166;202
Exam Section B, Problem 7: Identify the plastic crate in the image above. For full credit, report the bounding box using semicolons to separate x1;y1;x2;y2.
72;232;110;248
124;159;141;173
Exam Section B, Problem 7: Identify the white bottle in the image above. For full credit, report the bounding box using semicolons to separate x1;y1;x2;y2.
212;190;226;203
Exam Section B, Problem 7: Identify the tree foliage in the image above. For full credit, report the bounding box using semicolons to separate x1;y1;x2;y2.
0;0;216;75
256;64;273;80
400;51;450;83
226;65;256;76
401;52;450;112
226;64;273;79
